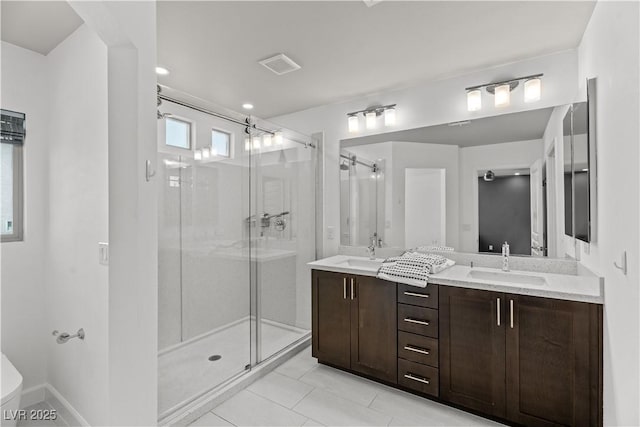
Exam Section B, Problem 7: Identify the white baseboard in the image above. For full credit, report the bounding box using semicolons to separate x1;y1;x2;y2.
44;384;90;427
18;383;89;426
20;384;46;409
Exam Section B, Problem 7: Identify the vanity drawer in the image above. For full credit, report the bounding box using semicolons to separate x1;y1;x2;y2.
398;331;439;367
398;304;438;338
398;284;438;309
398;358;439;397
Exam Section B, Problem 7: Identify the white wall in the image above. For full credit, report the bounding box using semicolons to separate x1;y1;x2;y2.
271;51;578;257
459;139;543;253
44;24;109;425
575;2;640;425
0;42;49;399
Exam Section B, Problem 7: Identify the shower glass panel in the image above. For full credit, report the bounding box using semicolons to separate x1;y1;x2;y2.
249;119;316;362
157;101;252;419
156;91;315;420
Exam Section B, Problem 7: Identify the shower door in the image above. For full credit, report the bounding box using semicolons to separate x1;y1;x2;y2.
248;119;316;362
157;101;252;419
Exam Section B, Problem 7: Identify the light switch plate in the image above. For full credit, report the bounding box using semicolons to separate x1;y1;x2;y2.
98;242;109;265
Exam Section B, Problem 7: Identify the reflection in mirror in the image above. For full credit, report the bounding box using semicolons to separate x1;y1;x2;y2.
339;107;574;257
563;106;573;237
339;149;385;246
572;101;590;242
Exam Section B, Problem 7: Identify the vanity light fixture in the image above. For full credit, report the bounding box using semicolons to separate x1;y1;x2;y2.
466;89;482;111
494;83;511;108
252;136;261;150
244;137;251;151
465;74;543;111
202;147;211;159
263;133;272;147
524;77;542;102
384;107;396;126
348;114;359;133
194;149;203;161
346;104;397;133
274;131;284;145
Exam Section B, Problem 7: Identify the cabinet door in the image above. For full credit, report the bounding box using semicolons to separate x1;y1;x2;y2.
505;295;602;427
312;270;351;370
440;286;506;418
350;276;398;383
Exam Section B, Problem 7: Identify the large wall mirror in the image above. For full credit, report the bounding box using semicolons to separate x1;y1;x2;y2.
339;91;597;258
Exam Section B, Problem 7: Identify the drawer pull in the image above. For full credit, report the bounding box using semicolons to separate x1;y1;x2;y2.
404;373;430;385
343;278;347;300
403;291;429;299
403;317;430;326
403;345;430;355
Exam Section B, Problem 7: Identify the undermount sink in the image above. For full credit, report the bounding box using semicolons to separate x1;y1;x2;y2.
335;258;383;271
467;269;547;286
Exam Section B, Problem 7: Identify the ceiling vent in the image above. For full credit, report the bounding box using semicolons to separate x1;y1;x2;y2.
259;54;301;76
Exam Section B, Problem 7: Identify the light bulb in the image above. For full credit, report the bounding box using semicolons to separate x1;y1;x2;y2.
384;108;396;126
524;78;541;102
365;111;377;130
194;149;202;161
348;115;359;133
274;131;284;145
467;89;482;111
211;147;217;156
155;66;170;76
252;136;261;149
244;137;251;151
202;147;211;159
494;84;511;108
263;134;272;147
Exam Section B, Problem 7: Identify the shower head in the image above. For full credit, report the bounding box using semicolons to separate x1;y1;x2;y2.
340;161;350;171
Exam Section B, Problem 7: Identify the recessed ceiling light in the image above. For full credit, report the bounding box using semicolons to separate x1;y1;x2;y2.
155;66;170;76
242;103;254;110
514;172;521;176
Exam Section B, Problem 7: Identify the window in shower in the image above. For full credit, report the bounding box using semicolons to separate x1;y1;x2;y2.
211;128;231;158
165;117;191;150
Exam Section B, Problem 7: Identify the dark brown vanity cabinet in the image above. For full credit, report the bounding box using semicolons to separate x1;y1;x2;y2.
440;285;603;427
312;270;398;383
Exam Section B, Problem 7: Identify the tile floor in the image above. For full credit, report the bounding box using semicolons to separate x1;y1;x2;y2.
159;319;308;416
189;346;505;426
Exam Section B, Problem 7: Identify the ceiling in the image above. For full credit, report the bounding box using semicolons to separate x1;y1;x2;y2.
1;1;83;55
341;107;554;148
157;1;595;118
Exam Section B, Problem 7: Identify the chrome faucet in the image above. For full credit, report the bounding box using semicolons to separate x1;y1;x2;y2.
502;241;510;272
367;236;376;260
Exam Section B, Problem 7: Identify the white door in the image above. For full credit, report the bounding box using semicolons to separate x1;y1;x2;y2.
530;160;545;257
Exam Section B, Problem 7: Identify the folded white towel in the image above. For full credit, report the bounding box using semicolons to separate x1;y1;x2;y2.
377;252;454;287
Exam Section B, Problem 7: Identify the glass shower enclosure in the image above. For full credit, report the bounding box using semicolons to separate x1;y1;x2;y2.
156;89;316;420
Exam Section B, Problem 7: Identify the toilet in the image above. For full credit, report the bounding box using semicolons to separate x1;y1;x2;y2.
1;353;23;427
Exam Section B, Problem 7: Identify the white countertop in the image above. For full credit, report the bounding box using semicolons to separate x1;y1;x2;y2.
308;255;604;304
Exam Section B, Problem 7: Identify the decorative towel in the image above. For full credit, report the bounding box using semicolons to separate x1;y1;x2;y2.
377;252;455;288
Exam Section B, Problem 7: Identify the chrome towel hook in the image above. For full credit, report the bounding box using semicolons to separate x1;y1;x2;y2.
52;328;85;344
613;251;627;275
